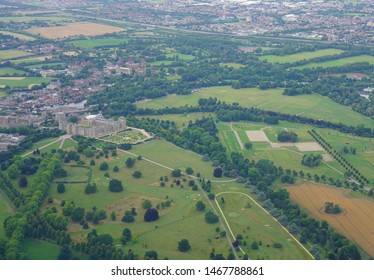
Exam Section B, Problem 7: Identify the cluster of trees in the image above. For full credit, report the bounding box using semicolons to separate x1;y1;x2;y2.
301;154;322;167
324;202;342;215
277;131;298;142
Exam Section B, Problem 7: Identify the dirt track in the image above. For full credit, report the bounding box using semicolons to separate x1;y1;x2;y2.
287;183;374;257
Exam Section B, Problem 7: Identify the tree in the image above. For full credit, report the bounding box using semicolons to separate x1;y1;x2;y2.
99;162;109;171
141;199;152;210
171;169;181;177
122;213;135;223
113;166;119;172
108;179;123;192
213;167;222;178
144;208;159;222
251;241;259;250
185;167;193;175
7;164;19;180
18;176;28;188
90;159;96;166
58;245;73;260
144;250;158;260
122;228;132;241
69;115;79;123
178;239;191;252
71;207;85;222
57;183;65;194
205;211;219;224
244;142;252;149
111;211;116;221
277;131;298;142
125;158;135;168
195;201;206;211
132;171;142;178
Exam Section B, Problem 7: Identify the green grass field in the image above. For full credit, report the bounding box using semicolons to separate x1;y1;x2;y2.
215;192;312;259
0;67;27;76
0;50;33;60
295;55;374;69
0;190;15;237
165;53;195;61
259;48;344;63
11;55;52;64
0;77;50;88
137;86;374;129
21;137;60;157
0;31;35;41
70;38;129;49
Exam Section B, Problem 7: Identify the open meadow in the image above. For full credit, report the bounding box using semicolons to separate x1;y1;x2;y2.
259;49;344;63
0;31;35;41
137;86;374;129
287;183;374;258
0;67;27;76
70;38;129;49
0;77;50;88
0;50;33;60
27;22;125;39
294;55;374;69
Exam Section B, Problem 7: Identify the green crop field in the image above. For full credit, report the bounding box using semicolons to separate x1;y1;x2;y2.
0;190;15;237
214;192;312;259
137;86;374;129
0;67;27;76
295;55;374;69
0;77;50;88
0;31;36;41
70;38;129;49
259;48;344;63
0;50;33;60
11;55;52;64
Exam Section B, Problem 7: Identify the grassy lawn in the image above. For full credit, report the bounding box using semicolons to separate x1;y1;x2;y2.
0;77;50;88
0;50;33;60
295;55;374;69
214;192;312;259
21;137;60;156
138;86;374;129
165;53;195;61
0;67;27;76
131;140;217;179
0;190;15;237
61;138;77;149
259;48;344;63
70;38;129;49
0;31;35;41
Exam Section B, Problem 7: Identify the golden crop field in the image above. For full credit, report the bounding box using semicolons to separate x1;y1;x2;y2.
27;22;125;39
287;183;374;257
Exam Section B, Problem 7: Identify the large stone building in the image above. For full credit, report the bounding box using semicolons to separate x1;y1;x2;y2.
56;112;126;138
0;115;43;128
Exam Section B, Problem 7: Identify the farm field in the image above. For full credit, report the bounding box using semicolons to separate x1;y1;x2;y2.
216;121;346;181
0;77;50;88
0;31;35;41
137;86;374;129
295;55;374;69
0;67;26;76
287;183;374;258
215;192;312;259
259;48;344;63
11;55;53;64
0;190;15;237
0;16;72;22
0;50;32;60
70;38;129;49
27;22;125;39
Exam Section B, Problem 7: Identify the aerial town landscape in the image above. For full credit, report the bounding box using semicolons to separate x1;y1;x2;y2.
0;0;373;262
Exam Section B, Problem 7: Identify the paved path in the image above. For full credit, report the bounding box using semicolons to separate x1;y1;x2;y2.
215;191;314;260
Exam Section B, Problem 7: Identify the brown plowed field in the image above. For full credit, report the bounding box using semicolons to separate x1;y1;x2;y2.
27;22;125;39
287;183;374;257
